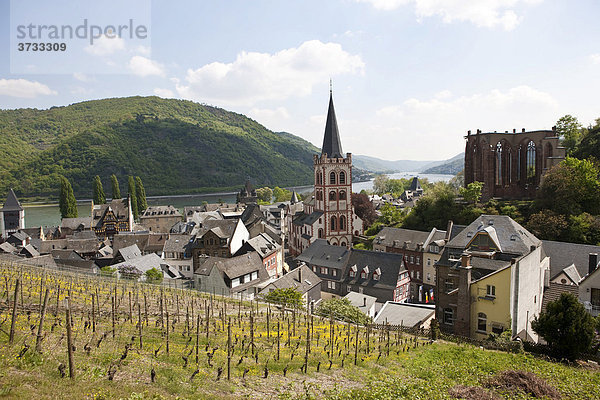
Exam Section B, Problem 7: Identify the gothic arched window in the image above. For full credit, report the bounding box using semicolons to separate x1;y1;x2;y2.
495;142;503;186
339;190;346;200
339;215;346;230
318;228;324;238
330;216;337;231
329;191;336;201
339;171;346;184
526;141;536;181
330;172;336;184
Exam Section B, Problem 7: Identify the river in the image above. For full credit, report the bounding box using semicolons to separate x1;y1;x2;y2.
22;172;453;228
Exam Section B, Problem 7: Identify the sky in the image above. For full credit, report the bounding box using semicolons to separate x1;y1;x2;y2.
1;0;599;161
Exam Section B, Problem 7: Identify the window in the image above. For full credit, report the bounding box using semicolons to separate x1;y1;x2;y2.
332;269;337;277
330;216;337;231
495;141;503;186
318;228;324;239
427;272;431;282
443;308;454;325
477;313;487;333
427;258;431;266
373;268;381;280
327;280;336;290
339;215;346;230
330;172;336;184
416;256;420;265
320;266;328;275
339;171;346;184
410;256;414;264
526;140;536;181
251;271;258;281
339;190;346;200
347;285;352;292
231;278;240;288
349;265;357;278
445;279;454;293
312;266;317;273
486;285;496;297
329;191;337;201
416;271;420;280
361;267;369;279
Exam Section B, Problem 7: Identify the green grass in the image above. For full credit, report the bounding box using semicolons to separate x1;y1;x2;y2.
0;265;598;400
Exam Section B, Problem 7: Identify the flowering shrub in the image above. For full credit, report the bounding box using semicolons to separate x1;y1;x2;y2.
118;264;142;280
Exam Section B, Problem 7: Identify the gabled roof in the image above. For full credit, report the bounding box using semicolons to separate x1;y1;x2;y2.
92;198;130;226
241;233;280;258
0;242;16;253
343;249;407;289
321;93;344;158
39;239;68;254
115;244;142;262
292;210;323;227
542;240;600;280
446;215;540;256
113;233;150;253
66;238;99;254
140;205;182;218
196;219;240;240
61;217;92;231
164;234;193;254
409;177;422;192
20;244;40;258
51;249;84;261
373;227;431;251
10;231;30;242
260;264;321;295
373;302;435;328
296;239;350;270
1;189;23;212
112;253;183;279
344;291;377;313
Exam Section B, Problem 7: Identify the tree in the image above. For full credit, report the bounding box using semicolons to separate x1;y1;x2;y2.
402;182;458;231
59;176;78;219
110;174;121;199
256;187;273;203
92;175;106;204
351;192;377;227
128;176;138;220
373;174;389;195
538;157;600;216
315;298;370;325
556;115;584;155
145;267;163;284
135;176;148;215
526;210;567;241
272;186;292;202
263;288;303;308
459;181;483;204
573;120;600;160
531;292;596;360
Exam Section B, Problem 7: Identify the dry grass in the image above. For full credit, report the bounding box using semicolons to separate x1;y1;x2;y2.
485;370;562;399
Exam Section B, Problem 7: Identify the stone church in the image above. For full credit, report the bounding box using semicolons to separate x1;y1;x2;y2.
464;128;565;201
288;91;363;256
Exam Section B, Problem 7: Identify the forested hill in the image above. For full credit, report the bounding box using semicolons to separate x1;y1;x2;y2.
0;96;320;199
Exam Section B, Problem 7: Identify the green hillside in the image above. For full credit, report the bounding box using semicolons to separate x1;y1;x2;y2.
0;97;319;199
422;152;464;175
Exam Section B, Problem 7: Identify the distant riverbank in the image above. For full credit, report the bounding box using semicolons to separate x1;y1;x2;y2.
22;172;453;228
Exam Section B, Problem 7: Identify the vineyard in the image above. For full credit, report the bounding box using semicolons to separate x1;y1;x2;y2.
0;263;599;400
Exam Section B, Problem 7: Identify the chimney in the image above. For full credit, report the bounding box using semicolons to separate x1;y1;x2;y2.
522;128;526;133
298;266;302;283
513;129;516;133
446;220;454;241
467;130;471;135
589;253;598;275
461;252;471;268
363;297;367;307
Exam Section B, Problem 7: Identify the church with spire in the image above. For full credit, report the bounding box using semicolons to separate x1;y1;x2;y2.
288;89;363;256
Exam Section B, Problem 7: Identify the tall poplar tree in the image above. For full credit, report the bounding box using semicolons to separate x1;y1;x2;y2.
128;176;138;220
135;176;148;215
92;175;106;204
59;176;78;219
110;174;121;199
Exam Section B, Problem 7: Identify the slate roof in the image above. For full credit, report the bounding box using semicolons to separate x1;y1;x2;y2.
0;242;16;253
66;238;99;254
113;233;149;253
20;244;40;258
112;253;183;279
292;210;323;227
542;240;600;280
343;249;407;289
61;217;92;231
446;215;540;256
1;189;23;212
146;234;167;253
195;253;268;291
92;198;130;227
51;249;84;261
296;239;350;270
196;219;238;239
39;239;68;254
409;177;422;192
291;191;300;204
170;221;196;234
164;234;193;254
72;230;97;239
140;205;182;218
115;244;142;262
21;227;43;240
10;231;30;242
541;282;579;312
0;253;56;268
259;264;321;295
344;292;377;314
373;227;431;251
321;92;344;158
241;233;280;258
373;302;435;328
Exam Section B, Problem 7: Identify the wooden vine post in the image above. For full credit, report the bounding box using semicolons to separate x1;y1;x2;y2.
9;278;20;345
138;302;143;349
35;288;50;352
227;316;232;380
65;297;75;379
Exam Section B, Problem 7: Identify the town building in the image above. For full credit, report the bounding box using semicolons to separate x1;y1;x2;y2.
344;292;377;318
296;239;409;304
435;215;548;342
194;252;268;299
259;264;322;309
163;234;194;279
237;178;258;204
235;232;283;278
464;128;565;201
191;219;249;268
373;302;435;330
92;197;134;238
288;91;363;256
139;205;183;233
1;189;25;239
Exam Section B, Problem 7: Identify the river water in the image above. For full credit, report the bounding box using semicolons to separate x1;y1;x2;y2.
23;172;453;228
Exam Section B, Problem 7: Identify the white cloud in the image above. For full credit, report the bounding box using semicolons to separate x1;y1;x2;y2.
0;79;56;98
84;35;125;56
176;40;364;106
247;107;290;131
153;88;174;98
73;73;91;82
128;56;166;77
357;0;542;30
135;45;152;56
343;85;559;159
591;53;600;64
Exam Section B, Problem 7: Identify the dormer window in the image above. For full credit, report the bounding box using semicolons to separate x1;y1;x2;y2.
373;268;381;281
349;264;357;278
361;266;369;279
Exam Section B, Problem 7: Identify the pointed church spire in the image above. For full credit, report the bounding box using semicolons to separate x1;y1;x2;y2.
321;87;344;158
1;189;23;212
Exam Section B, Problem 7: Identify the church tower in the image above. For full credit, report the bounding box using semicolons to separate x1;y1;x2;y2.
312;90;354;247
